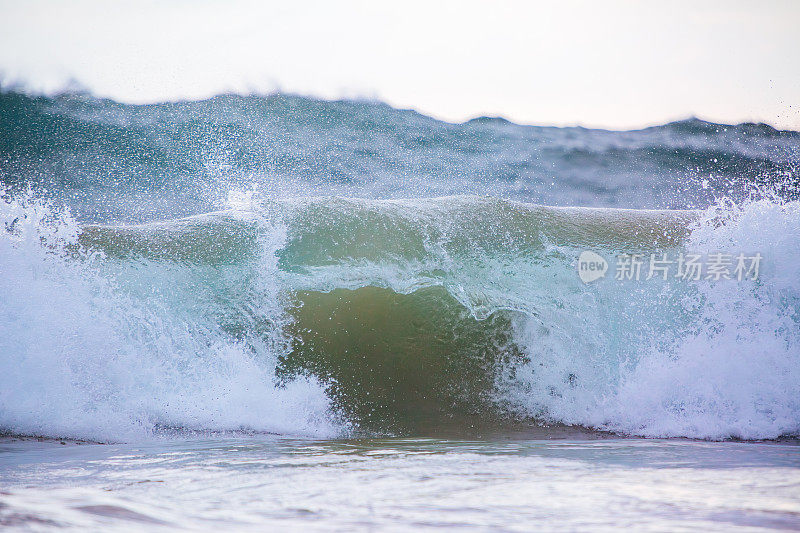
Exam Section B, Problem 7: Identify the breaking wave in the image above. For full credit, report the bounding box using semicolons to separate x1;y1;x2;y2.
1;192;798;441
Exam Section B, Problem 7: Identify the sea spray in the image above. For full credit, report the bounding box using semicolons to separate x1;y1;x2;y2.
506;196;800;439
0;191;337;441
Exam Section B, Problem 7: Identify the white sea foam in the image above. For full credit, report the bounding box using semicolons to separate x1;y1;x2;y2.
0;193;337;441
508;198;800;439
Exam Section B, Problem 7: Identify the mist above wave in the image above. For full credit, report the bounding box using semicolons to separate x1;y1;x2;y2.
1;90;798;225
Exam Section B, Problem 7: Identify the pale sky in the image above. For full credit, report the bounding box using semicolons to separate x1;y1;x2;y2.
1;0;798;130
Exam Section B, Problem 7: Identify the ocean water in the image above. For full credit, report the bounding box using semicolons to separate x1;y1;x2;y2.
1;90;799;530
1;436;799;531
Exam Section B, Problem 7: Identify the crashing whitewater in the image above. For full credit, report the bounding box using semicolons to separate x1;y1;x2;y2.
1;191;798;441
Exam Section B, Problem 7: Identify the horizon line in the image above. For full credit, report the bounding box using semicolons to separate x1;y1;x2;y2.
2;81;797;135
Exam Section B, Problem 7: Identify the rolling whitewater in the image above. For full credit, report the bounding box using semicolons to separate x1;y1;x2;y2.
1;90;800;530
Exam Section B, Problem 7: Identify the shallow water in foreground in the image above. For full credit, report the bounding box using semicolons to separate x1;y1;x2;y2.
1;435;799;531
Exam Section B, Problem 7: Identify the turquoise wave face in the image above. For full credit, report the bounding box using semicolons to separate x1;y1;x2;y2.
75;198;697;434
3;194;796;441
